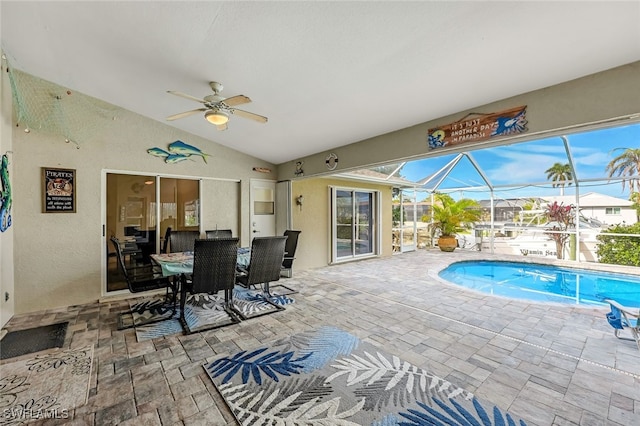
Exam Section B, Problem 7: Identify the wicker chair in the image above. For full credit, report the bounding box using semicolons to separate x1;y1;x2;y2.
110;236;176;327
180;238;241;333
281;230;301;278
168;230;199;253
269;230;302;295
236;236;287;300
205;229;233;239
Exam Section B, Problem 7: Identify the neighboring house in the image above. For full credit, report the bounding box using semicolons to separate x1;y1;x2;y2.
475;193;636;227
543;192;637;226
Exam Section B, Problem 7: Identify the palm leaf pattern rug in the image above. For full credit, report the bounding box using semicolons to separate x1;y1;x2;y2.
204;326;527;426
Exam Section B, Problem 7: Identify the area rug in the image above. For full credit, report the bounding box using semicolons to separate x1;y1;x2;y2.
204;326;527;426
129;287;295;341
0;345;93;424
0;322;68;360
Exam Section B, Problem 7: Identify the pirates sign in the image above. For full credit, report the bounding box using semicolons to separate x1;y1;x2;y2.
42;167;76;213
428;105;527;150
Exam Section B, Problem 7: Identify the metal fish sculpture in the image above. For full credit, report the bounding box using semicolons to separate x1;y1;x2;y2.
168;140;211;164
164;153;191;164
147;147;170;158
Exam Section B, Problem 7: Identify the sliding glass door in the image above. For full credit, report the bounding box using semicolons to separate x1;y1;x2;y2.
332;187;378;262
105;173;199;293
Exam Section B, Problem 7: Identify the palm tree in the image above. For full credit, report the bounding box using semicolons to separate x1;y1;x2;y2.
545;163;573;195
606;148;640;194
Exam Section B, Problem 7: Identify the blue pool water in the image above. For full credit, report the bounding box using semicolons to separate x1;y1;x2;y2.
439;260;640;306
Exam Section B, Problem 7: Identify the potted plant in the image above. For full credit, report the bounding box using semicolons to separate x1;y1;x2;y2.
431;193;482;252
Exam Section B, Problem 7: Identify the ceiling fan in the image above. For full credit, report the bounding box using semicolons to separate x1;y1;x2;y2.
166;81;268;130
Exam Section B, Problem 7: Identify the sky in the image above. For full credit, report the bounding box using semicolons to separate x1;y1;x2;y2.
395;121;640;202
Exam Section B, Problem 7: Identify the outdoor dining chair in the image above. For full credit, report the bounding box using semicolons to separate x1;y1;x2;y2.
110;236;177;327
205;229;233;239
605;298;640;351
236;236;287;301
281;230;301;278
268;230;302;295
168;230;199;253
180;238;241;333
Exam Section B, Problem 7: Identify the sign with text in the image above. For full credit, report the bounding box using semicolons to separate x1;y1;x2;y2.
428;105;527;150
42;167;76;213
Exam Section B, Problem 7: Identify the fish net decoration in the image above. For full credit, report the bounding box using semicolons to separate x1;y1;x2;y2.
7;62;120;148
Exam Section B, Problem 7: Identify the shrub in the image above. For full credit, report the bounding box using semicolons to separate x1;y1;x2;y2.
596;222;640;266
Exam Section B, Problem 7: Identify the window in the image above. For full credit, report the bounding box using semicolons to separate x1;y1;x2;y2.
606;207;621;215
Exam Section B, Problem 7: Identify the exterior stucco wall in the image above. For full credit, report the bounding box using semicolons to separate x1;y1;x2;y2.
11;71;274;314
290;177;393;272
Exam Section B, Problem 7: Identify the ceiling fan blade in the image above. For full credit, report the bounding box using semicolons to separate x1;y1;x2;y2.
230;108;268;123
167;90;206;104
222;95;251;107
216;122;228;131
166;108;207;121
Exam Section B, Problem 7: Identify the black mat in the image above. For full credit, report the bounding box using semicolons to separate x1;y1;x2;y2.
0;322;68;360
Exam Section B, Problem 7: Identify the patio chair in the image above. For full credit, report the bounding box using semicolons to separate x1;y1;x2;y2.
269;230;301;295
604;299;640;351
180;238;241;333
110;237;177;327
236;236;288;302
281;230;301;278
205;229;233;239
168;230;199;253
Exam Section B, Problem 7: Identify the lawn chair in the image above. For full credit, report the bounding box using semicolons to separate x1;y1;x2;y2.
111;237;177;328
168;230;199;253
180;238;241;333
604;299;640;351
236;236;287;300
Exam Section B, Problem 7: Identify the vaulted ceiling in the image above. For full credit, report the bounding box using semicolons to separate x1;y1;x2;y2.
2;1;639;164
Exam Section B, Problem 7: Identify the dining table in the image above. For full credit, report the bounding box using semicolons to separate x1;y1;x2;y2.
150;247;251;279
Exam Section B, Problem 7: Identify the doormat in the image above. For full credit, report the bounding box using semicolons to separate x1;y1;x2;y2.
0;345;93;423
0;322;68;360
204;326;528;425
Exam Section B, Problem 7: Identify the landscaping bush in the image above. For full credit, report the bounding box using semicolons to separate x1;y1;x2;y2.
596;222;640;266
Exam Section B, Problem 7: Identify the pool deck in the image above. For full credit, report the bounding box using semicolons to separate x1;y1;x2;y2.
2;248;639;425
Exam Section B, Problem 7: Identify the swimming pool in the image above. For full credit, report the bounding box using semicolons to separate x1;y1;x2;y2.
439;260;640;306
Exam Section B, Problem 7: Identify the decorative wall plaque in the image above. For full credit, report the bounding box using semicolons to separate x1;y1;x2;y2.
428;105;527;150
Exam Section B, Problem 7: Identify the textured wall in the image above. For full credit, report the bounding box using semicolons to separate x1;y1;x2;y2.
11;71;275;314
291;178;393;272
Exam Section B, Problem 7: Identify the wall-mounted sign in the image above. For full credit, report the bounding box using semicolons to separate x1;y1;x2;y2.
428;105;527;150
42;167;76;213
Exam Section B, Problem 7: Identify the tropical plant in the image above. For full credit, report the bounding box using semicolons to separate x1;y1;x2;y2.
430;193;482;237
544;201;574;260
606;148;640;194
545;162;573;196
596;222;640;266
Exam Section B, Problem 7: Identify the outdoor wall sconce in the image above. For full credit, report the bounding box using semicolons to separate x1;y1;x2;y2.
296;195;304;211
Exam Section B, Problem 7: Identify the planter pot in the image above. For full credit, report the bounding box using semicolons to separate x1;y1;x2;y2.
438;236;458;252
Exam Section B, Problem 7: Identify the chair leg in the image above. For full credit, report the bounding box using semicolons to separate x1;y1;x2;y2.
268;283;298;295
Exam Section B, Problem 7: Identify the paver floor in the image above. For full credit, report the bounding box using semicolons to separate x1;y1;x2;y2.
2;249;639;425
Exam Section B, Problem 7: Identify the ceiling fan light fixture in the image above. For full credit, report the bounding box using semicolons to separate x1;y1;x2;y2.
205;109;229;125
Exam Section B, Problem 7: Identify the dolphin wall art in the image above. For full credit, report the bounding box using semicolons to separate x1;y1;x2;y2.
147;140;211;164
